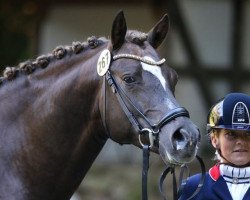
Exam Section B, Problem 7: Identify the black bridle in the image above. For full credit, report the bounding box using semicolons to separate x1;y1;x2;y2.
100;51;204;200
104;53;190;144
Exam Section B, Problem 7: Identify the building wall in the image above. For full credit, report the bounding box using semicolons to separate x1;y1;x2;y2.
39;5;156;53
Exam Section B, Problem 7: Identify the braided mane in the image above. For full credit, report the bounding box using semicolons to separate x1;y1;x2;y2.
0;36;106;84
0;30;148;85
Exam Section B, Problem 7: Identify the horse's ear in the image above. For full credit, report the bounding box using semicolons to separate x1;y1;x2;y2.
111;10;127;50
147;14;169;49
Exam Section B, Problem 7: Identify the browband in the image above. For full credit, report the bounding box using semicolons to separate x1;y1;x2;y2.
113;54;166;66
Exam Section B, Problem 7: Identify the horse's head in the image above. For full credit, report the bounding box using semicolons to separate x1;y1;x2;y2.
99;11;200;165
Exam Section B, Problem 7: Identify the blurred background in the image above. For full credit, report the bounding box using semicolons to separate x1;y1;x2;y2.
1;0;250;199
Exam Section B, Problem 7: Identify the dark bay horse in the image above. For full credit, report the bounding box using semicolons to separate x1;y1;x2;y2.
0;11;200;199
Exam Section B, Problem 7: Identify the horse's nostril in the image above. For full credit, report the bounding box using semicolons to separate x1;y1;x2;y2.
172;130;185;142
172;129;193;150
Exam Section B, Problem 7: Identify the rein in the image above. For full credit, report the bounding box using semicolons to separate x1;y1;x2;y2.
99;50;204;200
158;155;206;200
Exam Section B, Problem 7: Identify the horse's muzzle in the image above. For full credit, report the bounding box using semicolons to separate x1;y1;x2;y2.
158;119;200;165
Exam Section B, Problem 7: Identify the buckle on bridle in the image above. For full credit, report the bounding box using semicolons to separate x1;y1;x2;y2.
139;128;159;148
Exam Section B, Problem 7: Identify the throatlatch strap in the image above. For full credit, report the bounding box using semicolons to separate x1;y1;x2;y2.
102;75;112;139
142;145;150;200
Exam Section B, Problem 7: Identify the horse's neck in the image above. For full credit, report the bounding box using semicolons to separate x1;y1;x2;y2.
0;45;108;199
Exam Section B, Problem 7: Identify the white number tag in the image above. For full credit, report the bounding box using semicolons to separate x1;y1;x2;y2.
97;49;111;76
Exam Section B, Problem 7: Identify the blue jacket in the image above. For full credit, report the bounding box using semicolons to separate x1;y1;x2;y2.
179;165;250;200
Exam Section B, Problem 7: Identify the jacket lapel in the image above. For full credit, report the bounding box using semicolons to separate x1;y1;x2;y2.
212;177;233;200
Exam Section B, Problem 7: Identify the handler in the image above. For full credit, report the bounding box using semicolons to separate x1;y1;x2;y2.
179;93;250;200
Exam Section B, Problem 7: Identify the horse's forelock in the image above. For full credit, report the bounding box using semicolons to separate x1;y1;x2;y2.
0;36;107;84
126;30;148;46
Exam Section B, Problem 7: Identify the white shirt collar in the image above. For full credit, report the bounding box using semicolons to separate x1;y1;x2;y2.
220;164;250;184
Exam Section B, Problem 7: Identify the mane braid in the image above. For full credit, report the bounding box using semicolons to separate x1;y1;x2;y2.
0;36;106;86
127;30;148;46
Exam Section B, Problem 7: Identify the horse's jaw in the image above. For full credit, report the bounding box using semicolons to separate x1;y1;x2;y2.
158;117;200;165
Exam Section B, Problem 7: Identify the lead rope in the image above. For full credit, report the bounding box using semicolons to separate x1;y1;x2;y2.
142;145;150;200
158;155;206;200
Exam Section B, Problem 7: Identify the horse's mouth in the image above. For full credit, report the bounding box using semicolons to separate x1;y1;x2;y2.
159;141;198;165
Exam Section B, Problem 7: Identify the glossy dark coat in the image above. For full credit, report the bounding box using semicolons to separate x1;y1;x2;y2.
0;11;200;199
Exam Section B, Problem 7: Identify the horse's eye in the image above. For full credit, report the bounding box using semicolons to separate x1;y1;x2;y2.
123;76;135;84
